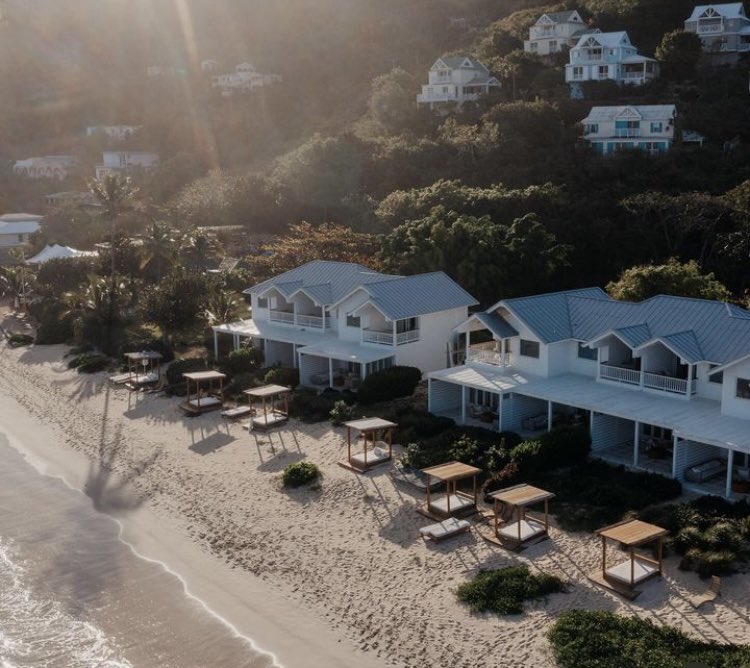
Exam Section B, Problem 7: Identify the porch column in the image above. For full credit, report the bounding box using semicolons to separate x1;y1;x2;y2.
427;378;432;412
686;364;693;398
465;333;470;362
596;347;601;380
233;333;240;350
392;319;397;347
322;308;326;330
671;435;679;479
497;394;503;432
501;339;507;366
292;344;298;369
328;358;334;387
547;400;553;433
461;386;467;424
633;420;640;467
213;329;219;359
726;449;735;499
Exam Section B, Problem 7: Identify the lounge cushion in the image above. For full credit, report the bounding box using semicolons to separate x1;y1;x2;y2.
188;396;221;409
420;518;470;540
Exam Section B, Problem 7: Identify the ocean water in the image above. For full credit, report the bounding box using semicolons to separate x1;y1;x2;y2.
0;435;276;668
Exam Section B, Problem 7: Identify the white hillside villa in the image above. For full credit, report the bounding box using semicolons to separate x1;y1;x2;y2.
417;57;500;107
86;125;142;141
95;151;159;179
212;261;477;388
565;31;659;97
524;10;599;56
581;105;676;155
212;63;282;96
685;3;750;64
428;288;750;498
13;156;76;180
0;213;42;248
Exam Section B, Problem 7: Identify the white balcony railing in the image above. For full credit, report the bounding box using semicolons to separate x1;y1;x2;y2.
269;309;295;324
362;329;394;345
697;23;723;33
396;329;420;345
643;372;690;395
615;129;641;137
296;314;324;329
600;364;640;385
467;344;511;367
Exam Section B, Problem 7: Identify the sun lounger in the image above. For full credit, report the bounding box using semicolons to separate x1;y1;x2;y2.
429;493;474;515
221;405;255;420
689;575;721;608
109;372;131;385
349;446;390;469
420;517;471;542
605;558;659;586
187;396;222;409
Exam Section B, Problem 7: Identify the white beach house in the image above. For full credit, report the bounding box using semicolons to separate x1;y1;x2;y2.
581;105;677;155
524;10;598;56
213;261;477;388
0;213;42;248
211;63;282;96
428;288;750;498
565;31;659;97
95;151;159;180
86;125;142;141
685;3;750;64
13;156;77;180
417;57;500;107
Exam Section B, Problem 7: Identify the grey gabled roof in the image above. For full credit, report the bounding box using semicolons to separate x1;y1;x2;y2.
582;105;676;124
246;261;477;319
493;288;750;365
433;56;489;72
358;272;478;320
474;312;519;339
539;10;583;23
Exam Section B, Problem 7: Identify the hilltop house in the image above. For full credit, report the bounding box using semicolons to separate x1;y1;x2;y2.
13;156;76;180
684;3;750;65
565;31;659;97
417;57;500;107
524;10;599;56
581;105;676;155
212;261;477;388
212;63;282;96
86;125;142;141
95;151;159;179
0;213;42;248
428;288;750;498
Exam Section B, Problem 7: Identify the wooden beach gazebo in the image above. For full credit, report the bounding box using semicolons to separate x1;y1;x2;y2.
419;461;482;519
489;483;555;547
340;417;397;472
246;384;291;430
123;350;163;390
180;370;226;415
590;519;668;599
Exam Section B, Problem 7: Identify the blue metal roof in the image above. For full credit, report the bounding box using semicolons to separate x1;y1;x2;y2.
362;272;478;320
474;312;518;339
494;289;750;365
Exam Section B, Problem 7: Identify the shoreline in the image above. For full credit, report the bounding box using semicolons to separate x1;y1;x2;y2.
0;361;383;668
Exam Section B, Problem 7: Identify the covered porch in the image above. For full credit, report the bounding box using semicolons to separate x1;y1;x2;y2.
297;341;394;390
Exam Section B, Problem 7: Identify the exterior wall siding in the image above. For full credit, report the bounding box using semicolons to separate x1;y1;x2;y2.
265;340;295;367
298;354;330;386
590;413;632;451
721;358;750;419
674;440;726;480
503;393;547;432
428;379;462;415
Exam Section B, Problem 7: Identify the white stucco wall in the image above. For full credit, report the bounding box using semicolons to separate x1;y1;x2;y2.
695;362;723;402
721;358;750;419
394;307;467;373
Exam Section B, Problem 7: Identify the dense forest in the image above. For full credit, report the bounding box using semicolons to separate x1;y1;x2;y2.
2;0;750;305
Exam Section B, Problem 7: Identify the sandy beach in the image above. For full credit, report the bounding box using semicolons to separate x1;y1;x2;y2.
1;339;749;668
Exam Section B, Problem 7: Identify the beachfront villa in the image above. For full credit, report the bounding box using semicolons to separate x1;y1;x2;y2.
684;3;750;65
565;31;659;97
416;56;500;107
524;10;599;56
95;151;159;179
428;288;750;498
581;105;677;155
212;261;477;388
0;213;42;248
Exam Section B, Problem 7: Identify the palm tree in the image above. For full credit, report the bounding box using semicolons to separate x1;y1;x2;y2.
60;276;130;350
203;283;242;326
139;221;177;281
180;228;222;271
0;264;35;311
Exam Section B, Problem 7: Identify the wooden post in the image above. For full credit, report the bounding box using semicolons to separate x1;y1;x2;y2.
426;474;431;512
446;480;451;515
518;506;523;542
726;448;734;499
547;400;553;433
363;430;368;468
473;474;477;506
544;498;549;532
630;546;635;587
633;420;640;467
387;428;392;459
657;536;663;575
347;426;351;463
602;536;606;577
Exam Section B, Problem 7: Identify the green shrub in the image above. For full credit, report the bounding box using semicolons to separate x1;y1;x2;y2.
224;347;262;375
548;610;750;668
456;566;565;616
68;352;110;373
282;461;320;488
535;425;590;471
224;372;260;396
117;335;175;364
329;400;356;426
391;408;455;445
29;299;73;345
264;366;299;388
166;358;209;385
356;366;421;405
7;333;34;347
291;388;339;422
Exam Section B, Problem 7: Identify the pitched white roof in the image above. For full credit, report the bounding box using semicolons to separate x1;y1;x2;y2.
688;3;746;20
26;244;97;264
0;213;43;223
536;10;583;24
0;214;42;236
574;31;631;48
582;105;676;123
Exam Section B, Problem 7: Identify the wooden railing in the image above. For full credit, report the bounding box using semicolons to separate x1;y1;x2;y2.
600;364;640;385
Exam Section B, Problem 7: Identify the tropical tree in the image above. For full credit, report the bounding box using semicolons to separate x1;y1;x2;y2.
141;269;211;343
0;264;35;310
203;281;244;326
656;30;702;81
179;228;222;271
139;221;177;281
606;259;732;302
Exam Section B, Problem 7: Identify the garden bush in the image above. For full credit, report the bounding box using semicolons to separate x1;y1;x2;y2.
223;347;262;375
67;352;110;373
456;566;565;616
329;400;356;426
356;365;421;405
291;388;339;422
548;610;750;668
223;372;260;396
29;299;72;345
7;333;34;347
166;358;210;385
282;461;320;488
264;366;299;388
117;335;175;364
390;408;455;445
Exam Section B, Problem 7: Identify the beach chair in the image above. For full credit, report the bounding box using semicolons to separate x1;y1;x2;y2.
109;372;131;385
221;405;255;420
419;517;471;542
688;576;721;609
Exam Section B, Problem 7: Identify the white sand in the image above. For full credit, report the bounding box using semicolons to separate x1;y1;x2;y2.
1;341;749;668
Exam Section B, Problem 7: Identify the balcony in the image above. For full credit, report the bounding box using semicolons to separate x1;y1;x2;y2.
615;129;641;138
269;309;295;324
362;329;420;346
643;372;692;395
600;364;640;386
697;23;723;34
599;364;696;396
467;342;511;367
296;313;324;329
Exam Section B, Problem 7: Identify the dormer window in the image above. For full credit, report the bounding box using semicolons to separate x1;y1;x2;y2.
257;297;268;308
